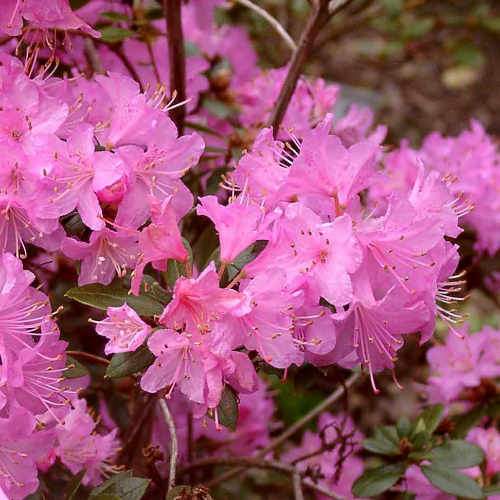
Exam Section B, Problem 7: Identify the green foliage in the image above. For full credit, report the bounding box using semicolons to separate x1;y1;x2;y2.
65;356;90;379
99;27;136;44
105;345;155;379
89;471;150;500
421;464;483;499
65;280;167;317
212;385;239;431
352;463;406;497
354;404;486;498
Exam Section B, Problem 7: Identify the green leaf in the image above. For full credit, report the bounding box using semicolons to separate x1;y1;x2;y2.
202;98;236;119
64;356;90;379
226;241;267;282
363;437;400;456
451;405;487;438
105;345;155;378
90;471;150;500
397;416;411;438
65;469;87;499
65;282;164;317
483;483;500;495
215;385;239;431
415;404;444;435
352;463;406;497
430;440;485;469
101;11;130;22
140;276;171;305
421;464;483;499
99;27;136;43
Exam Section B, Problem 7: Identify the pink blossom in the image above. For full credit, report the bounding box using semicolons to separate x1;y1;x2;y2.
95;304;152;355
61;228;138;286
55;399;119;486
197;196;274;263
160;262;248;333
0;404;54;499
131;196;188;295
468;427;500;476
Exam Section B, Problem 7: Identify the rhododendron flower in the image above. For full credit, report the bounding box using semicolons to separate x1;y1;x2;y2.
131;196;188;295
468;427;500;476
55;399;119;486
62;228;138;286
197;196;274;263
425;326;500;404
160;262;248;333
0;404;54;499
95;304;152;355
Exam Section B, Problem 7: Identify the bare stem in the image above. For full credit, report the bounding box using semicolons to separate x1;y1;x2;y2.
179;457;342;499
159;398;178;493
84;38;105;75
206;372;360;488
293;472;305;500
233;0;297;52
267;0;330;137
163;0;186;134
66;350;109;366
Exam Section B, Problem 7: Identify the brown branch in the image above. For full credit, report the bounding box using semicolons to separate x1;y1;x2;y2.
267;0;331;137
163;0;186;134
205;372;360;488
293;472;305;500
66;350;109;366
179;457;343;499
84;38;105;75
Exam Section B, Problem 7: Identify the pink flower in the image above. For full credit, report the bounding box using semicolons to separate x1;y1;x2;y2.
425;326;500;404
0;404;54;499
55;399;119;486
405;465;454;500
330;268;429;392
197;196;274;263
281;117;380;216
160;262;248;333
468;427;500;477
61;228;138;286
42;124;127;230
131;196;188;295
95;304;152;355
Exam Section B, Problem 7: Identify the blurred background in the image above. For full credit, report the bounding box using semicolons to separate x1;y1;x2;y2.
227;0;500;144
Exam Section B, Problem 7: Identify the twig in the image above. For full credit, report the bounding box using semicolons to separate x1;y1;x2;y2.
84;38;105;75
293;472;305;500
206;372;360;488
179;457;342;499
163;0;186;134
66;350;109;366
159;398;178;493
107;44;145;91
233;0;297;52
267;0;330;136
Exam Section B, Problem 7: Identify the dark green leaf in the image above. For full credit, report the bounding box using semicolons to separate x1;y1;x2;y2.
65;356;90;379
105;345;155;378
65;282;164;317
140;276;171;304
65;469;87;499
90;471;149;500
415;404;444;435
100;27;136;43
397;416;411;438
202;98;236;119
430;440;485;469
226;241;267;282
70;0;91;8
363;437;400;456
451;405;487;438
352;463;406;497
215;385;239;431
421;464;483;499
101;11;130;22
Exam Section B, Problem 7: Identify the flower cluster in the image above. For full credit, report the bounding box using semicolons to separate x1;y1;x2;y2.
0;0;496;498
0;253;118;497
